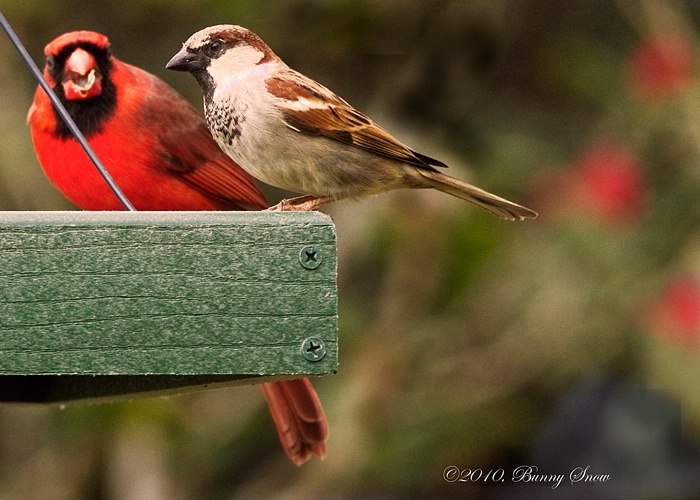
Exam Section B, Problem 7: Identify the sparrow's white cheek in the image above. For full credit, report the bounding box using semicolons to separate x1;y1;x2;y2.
208;45;266;84
212;67;277;104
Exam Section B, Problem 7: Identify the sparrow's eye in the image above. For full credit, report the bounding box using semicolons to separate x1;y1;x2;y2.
207;40;225;57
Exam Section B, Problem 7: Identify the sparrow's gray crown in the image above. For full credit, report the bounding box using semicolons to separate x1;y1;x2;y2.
167;25;278;75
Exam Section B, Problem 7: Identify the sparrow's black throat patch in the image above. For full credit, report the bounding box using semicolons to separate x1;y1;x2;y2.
48;42;117;140
192;69;216;100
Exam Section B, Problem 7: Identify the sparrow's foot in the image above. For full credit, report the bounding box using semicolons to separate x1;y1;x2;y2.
265;195;335;212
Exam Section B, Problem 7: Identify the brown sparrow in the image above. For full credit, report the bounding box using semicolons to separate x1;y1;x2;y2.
166;25;537;220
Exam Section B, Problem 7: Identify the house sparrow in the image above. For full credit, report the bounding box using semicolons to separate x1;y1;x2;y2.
166;25;537;221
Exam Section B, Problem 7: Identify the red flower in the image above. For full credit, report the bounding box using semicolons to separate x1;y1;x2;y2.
570;142;647;223
648;276;700;348
627;36;696;101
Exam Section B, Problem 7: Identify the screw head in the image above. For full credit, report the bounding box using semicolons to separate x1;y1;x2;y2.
301;337;326;362
299;245;321;270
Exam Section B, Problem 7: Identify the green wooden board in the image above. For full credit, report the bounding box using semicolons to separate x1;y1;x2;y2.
0;211;337;402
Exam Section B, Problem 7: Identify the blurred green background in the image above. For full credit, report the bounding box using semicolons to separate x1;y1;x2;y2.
2;0;700;498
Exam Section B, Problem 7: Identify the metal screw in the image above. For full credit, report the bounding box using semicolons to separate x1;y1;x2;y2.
299;245;321;270
301;337;326;362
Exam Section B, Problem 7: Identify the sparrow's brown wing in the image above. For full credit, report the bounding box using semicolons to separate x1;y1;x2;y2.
266;72;446;171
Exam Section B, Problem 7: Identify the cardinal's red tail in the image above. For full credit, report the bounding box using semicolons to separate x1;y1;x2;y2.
260;379;328;465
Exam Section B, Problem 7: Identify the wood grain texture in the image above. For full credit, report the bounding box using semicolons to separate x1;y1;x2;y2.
0;211;337;401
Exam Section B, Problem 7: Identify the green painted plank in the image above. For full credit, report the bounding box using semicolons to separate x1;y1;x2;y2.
0;212;337;389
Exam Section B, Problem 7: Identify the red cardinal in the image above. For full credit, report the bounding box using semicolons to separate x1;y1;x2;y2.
27;30;327;466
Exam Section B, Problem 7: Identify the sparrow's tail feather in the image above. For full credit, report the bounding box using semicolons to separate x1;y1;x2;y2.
260;379;328;466
414;169;538;221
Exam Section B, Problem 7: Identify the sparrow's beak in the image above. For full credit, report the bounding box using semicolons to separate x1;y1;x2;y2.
61;47;103;101
166;48;206;72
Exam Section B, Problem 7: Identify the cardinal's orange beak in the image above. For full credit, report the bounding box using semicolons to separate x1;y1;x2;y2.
61;48;103;100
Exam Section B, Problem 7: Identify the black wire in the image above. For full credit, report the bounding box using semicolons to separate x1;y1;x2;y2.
0;11;137;211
